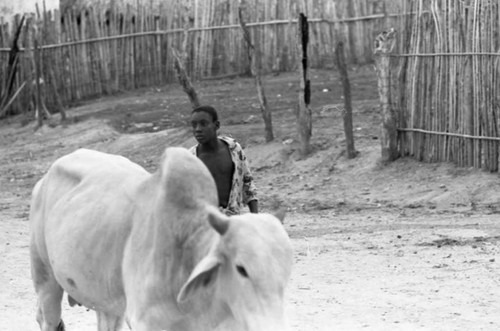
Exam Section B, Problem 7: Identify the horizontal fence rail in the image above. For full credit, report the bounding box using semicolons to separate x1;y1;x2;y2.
393;52;500;57
398;128;500;142
0;13;415;53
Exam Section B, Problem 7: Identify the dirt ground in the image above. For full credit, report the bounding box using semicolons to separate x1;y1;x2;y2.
1;67;499;330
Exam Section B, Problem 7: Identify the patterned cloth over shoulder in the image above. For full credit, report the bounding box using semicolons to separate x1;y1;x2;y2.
189;136;258;215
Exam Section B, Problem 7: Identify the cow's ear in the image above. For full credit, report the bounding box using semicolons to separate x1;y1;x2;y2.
207;205;230;235
177;253;221;304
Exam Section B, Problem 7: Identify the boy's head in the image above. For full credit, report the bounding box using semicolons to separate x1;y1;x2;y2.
191;105;220;144
192;105;218;122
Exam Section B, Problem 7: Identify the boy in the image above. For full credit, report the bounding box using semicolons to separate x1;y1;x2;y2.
189;105;258;215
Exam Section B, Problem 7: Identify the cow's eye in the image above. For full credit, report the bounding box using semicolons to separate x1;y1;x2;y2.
236;265;249;278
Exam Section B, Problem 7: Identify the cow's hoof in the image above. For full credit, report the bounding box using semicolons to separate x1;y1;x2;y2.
57;320;65;331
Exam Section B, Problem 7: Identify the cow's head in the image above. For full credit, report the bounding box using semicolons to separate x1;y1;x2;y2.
177;206;293;331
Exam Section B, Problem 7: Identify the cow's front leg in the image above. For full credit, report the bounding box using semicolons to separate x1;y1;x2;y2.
31;252;65;331
34;283;65;331
96;311;124;331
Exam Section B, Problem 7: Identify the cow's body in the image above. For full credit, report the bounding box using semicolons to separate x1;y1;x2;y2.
30;147;293;331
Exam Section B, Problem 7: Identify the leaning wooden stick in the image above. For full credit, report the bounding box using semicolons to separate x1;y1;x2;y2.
238;5;274;142
172;39;200;109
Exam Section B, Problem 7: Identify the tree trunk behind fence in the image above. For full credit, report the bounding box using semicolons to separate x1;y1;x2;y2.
296;13;312;156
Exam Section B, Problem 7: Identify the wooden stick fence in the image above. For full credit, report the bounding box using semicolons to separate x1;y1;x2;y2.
394;0;500;172
0;0;404;117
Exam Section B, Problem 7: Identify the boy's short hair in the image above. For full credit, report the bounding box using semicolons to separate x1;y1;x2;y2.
192;105;219;122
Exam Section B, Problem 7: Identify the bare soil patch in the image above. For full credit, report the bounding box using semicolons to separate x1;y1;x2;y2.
1;67;499;330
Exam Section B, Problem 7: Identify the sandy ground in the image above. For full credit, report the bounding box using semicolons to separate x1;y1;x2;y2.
1;68;500;330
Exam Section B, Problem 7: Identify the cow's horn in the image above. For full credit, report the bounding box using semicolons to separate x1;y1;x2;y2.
207;205;229;235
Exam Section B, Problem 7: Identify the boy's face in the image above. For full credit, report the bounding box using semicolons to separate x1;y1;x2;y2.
191;111;219;144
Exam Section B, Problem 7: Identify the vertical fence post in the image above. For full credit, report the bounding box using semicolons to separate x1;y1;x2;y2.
373;28;398;162
335;41;357;158
296;13;312;156
34;38;43;128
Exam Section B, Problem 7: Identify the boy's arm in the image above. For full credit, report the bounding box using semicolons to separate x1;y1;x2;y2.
238;147;258;213
248;199;259;214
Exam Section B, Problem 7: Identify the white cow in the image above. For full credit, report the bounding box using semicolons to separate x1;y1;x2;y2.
29;147;293;331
